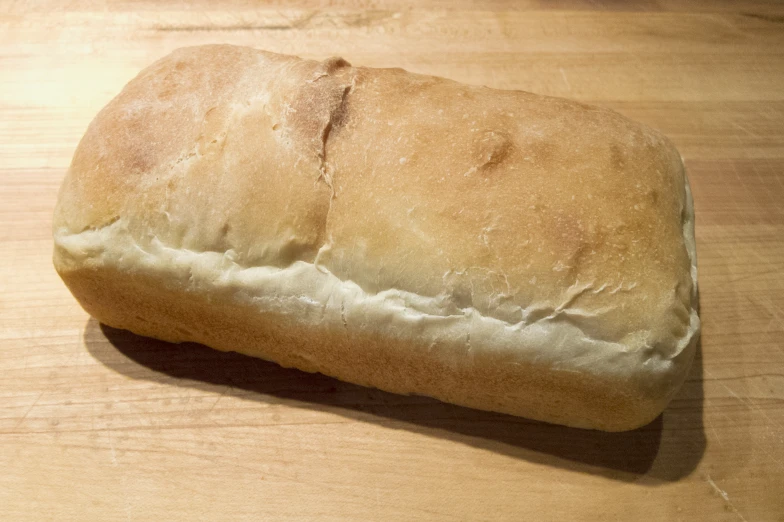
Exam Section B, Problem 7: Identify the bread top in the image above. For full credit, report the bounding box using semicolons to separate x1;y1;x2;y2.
54;45;698;389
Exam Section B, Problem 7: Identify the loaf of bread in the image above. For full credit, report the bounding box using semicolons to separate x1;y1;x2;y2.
53;45;699;431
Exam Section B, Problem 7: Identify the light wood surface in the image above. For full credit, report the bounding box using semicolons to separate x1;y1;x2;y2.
2;1;783;520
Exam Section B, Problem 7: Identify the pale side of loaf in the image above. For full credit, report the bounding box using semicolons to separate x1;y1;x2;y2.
53;45;699;431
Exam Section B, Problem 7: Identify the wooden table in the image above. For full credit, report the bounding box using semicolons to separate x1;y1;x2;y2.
2;1;783;520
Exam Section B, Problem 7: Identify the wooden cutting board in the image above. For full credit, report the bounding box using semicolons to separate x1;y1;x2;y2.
2;1;783;520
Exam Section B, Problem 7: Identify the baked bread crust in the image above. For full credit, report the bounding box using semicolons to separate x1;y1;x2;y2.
53;45;699;431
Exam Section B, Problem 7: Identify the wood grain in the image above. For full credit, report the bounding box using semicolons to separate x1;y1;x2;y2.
1;1;783;520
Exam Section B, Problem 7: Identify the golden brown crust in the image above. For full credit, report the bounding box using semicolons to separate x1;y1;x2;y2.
53;45;699;431
323;65;693;346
